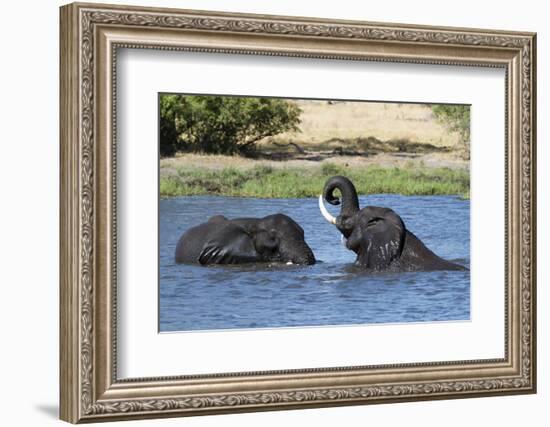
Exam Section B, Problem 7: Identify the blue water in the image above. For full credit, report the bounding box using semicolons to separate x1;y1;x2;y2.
159;195;470;332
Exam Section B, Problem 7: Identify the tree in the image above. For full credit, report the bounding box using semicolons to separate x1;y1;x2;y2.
159;94;185;157
159;95;302;156
430;104;471;157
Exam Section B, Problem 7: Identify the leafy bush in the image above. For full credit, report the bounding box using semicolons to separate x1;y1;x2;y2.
431;105;471;155
159;95;184;157
159;95;302;156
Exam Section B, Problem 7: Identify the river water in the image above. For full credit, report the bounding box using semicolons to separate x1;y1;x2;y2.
159;195;470;332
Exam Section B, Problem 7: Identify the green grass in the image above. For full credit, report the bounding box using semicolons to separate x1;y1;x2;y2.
160;163;469;199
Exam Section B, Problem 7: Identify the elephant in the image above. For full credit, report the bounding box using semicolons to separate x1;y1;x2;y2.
175;213;316;265
318;176;467;272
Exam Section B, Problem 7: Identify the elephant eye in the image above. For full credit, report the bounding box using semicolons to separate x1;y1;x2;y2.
261;233;279;250
341;216;355;228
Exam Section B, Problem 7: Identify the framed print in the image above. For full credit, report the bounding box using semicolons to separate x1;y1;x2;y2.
59;2;537;423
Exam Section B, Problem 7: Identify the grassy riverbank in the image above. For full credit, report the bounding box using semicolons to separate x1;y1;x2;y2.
160;162;470;199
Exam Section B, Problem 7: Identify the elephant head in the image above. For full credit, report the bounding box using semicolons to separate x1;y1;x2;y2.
235;214;316;265
175;214;316;265
318;176;466;271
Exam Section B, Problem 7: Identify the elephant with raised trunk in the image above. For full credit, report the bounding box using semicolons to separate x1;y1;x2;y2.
175;214;316;266
319;176;467;272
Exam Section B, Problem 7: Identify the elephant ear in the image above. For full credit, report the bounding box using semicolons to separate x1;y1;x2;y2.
353;208;405;270
252;229;279;254
198;223;260;265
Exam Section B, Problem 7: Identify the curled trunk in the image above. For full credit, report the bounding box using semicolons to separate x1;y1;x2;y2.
322;176;360;218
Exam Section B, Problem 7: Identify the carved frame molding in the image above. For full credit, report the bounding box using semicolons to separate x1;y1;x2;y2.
60;2;536;423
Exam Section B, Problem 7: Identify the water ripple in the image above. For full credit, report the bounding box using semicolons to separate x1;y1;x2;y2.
159;195;470;331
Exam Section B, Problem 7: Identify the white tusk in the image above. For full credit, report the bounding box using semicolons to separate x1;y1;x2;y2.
318;195;337;225
341;234;348;247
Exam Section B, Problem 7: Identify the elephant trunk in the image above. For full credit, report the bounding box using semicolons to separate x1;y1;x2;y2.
279;239;316;265
321;176;360;220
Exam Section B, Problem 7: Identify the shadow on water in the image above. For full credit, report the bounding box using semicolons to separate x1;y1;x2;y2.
160;195;470;332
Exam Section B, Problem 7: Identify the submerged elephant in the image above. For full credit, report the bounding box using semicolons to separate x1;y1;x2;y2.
318;176;467;272
175;214;316;265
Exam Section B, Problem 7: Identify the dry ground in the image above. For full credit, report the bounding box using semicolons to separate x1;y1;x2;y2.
161;152;467;178
265;100;464;148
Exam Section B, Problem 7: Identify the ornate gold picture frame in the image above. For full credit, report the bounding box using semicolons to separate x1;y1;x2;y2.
60;2;536;423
